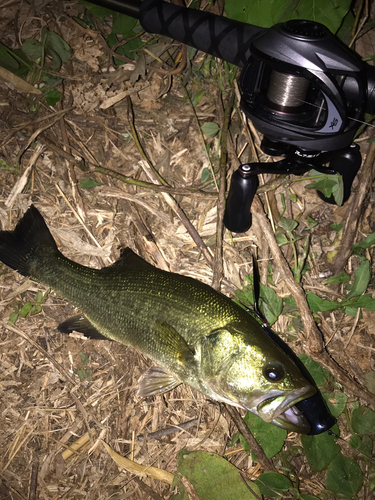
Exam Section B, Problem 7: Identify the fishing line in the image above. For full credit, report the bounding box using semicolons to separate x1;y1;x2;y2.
268;78;375;128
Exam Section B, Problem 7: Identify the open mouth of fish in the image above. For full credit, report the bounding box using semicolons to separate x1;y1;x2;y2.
255;386;316;433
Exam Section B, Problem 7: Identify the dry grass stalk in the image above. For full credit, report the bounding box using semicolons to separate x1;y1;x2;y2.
102;440;175;484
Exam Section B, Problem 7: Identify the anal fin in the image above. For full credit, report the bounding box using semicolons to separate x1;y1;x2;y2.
58;315;109;341
137;366;181;398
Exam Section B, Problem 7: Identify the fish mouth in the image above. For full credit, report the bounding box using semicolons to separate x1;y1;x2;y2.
255;385;316;433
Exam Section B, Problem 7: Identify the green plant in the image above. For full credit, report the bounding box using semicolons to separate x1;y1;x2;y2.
224;0;352;35
8;289;50;324
0;28;71;106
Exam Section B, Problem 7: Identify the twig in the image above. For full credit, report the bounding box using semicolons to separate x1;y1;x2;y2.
224;404;277;472
28;457;39;500
252;196;323;354
127;97;169;187
137;418;201;441
331;138;375;275
212;90;234;290
94;165;216;197
6;143;45;208
239;472;262;500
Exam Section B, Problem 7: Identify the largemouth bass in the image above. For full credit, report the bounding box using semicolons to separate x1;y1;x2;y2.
0;206;317;433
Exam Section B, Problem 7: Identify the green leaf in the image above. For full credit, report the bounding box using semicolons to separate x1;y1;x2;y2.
305;216;318;230
326;454;363;497
0;45;30;78
330;222;343;232
325;272;350;284
306;171;344;206
9;311;19;324
200;167;212;184
351;406;375;435
349;434;373;458
45;90;61;106
301;424;341;471
20;302;33;318
242;411;286;458
299;354;330;386
323;392;347;418
201;122;220;138
80;0;116;18
344;306;361;317
31;304;42;315
22;39;43;61
306;293;338;312
349;294;375;311
225;0;351;33
80;352;90;365
79;178;102;189
255;472;291;497
0;43;20;69
192;89;205;106
173;449;261;500
278;217;298;233
44;30;71;64
346;260;371;299
259;283;283;325
276;233;289;246
364;371;375;394
289;191;297;202
300;496;320;500
352;232;375;254
112;12;138;35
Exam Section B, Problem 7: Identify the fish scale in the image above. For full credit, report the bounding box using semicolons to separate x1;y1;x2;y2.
0;205;317;433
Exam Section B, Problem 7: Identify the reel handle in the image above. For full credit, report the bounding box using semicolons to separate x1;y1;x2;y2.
139;0;264;67
223;164;259;233
316;144;362;204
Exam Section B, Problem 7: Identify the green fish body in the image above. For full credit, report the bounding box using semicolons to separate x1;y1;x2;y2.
0;206;316;433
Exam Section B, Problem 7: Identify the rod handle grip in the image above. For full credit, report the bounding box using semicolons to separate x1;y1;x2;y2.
139;0;264;67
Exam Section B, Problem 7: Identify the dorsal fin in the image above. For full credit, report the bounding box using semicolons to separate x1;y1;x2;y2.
109;248;156;271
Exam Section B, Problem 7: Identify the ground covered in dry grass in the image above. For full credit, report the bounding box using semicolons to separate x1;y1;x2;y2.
0;1;375;499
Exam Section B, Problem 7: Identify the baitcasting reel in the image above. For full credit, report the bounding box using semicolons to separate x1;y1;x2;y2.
85;0;375;232
225;18;374;231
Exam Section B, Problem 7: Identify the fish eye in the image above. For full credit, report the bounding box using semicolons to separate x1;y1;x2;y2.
263;361;285;382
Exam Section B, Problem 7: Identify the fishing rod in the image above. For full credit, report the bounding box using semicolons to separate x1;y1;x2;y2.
84;0;375;232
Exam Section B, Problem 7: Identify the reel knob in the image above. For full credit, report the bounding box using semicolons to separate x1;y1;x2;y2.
223;164;259;233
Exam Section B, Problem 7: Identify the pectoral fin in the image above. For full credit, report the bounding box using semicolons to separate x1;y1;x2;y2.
153;320;195;367
137;366;181;397
58;315;109;341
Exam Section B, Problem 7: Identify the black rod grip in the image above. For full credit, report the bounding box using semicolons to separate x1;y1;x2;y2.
223;164;259;232
139;0;264;67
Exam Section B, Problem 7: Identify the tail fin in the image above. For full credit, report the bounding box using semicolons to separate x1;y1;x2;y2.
0;205;58;277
